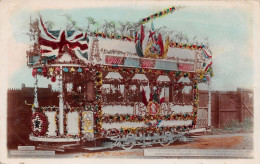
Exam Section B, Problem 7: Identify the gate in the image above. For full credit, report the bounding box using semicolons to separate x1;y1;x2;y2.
196;107;208;128
239;88;254;121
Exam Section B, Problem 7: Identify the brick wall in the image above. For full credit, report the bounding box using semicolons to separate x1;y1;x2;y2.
7;84;59;149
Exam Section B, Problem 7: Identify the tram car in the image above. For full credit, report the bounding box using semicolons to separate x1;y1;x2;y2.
26;17;213;150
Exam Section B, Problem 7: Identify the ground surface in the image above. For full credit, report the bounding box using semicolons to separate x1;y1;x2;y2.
54;132;253;158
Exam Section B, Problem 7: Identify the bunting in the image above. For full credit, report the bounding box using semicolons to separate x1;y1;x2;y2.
139;6;176;24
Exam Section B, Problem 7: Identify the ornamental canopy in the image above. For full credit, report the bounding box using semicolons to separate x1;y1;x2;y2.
27;15;213;79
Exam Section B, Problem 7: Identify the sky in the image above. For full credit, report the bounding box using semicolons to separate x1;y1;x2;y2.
6;2;255;91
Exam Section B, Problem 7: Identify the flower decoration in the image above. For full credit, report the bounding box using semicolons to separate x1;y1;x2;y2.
31;112;48;136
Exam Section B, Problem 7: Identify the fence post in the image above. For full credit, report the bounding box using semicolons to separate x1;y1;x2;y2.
215;91;220;128
237;88;243;122
208;80;212;127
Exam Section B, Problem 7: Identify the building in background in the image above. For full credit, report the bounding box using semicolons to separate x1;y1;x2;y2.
7;84;59;149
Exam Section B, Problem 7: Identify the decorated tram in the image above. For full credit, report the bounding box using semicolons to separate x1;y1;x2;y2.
26;9;213;150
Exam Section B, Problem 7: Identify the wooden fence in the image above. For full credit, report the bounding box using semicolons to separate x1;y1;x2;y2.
198;88;254;128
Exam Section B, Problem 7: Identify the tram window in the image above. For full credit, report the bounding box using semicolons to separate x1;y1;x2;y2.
182;85;193;104
101;84;109;102
172;83;181;103
160;87;169;102
119;84;124;101
102;84;124;102
65;82;85;107
66;83;73;92
86;81;95;102
114;85;124;102
182;86;192;94
172;84;193;104
128;85;141;102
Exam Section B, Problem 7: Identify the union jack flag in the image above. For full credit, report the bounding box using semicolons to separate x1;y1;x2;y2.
38;16;89;63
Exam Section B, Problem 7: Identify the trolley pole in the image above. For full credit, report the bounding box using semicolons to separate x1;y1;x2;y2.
208;77;212;127
59;67;64;135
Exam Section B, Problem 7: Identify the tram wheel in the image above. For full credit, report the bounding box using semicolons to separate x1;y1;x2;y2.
159;137;171;146
121;139;135;150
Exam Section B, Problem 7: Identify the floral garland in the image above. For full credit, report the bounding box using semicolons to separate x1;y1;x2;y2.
102;65;194;78
31;64;101;82
193;80;199;126
64;107;85;112
197;66;213;82
31;112;49;137
33;106;59;112
63;112;68;136
101;113;195;123
103;78;149;85
100;125;192;137
102;102;136;106
93;66;103;137
169;42;204;50
55;110;59;136
29;55;87;68
145;120;162;127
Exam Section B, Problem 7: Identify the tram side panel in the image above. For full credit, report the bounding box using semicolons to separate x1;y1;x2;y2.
99;73;197;138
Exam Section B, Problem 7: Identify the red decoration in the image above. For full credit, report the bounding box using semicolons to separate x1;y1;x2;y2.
159;97;165;104
38;31;88;53
105;56;124;65
31;112;48;136
178;63;194;72
51;76;56;82
40;17;56;39
38;17;89;61
43;68;47;77
205;61;212;72
142;88;148;106
147;101;161;115
141;59;155;68
140;25;145;48
32;68;37;77
157;33;164;56
55;67;61;72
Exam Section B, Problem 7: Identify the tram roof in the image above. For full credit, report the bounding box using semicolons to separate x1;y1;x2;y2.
29;37;213;73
